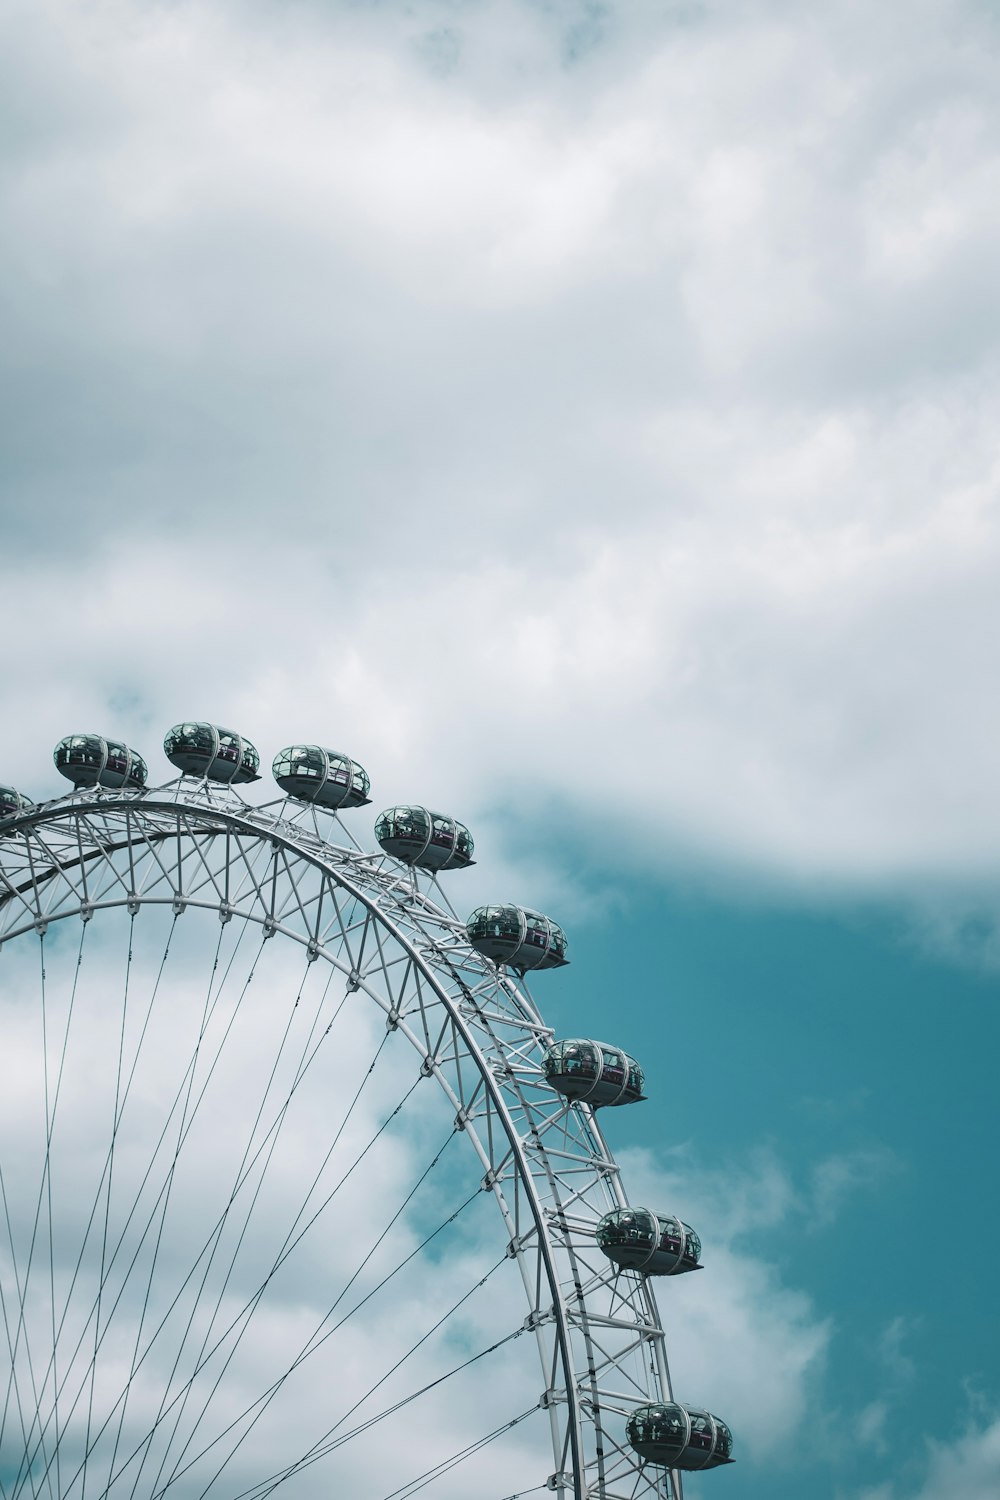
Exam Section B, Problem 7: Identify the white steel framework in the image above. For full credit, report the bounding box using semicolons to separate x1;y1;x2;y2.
0;780;683;1500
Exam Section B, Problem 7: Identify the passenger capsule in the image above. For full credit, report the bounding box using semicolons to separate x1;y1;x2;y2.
465;905;568;970
163;723;261;784
596;1207;701;1275
0;786;34;820
543;1040;644;1105
272;745;371;810
626;1403;733;1470
54;735;148;790
375;807;474;870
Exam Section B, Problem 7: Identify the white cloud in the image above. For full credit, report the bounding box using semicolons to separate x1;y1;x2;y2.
3;0;1000;913
856;1399;890;1451
875;1315;918;1388
808;1147;900;1228
851;1412;1000;1500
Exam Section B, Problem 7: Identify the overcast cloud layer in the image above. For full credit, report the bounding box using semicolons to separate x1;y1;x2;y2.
3;5;1000;1499
3;0;1000;910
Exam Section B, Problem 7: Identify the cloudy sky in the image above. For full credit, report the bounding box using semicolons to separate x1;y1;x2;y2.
2;0;999;1495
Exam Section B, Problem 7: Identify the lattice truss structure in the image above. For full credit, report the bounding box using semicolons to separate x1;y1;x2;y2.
0;784;682;1500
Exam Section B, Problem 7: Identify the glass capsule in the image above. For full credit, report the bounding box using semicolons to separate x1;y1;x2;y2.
272;745;371;810
0;786;34;820
542;1039;644;1105
466;905;568;970
53;735;148;790
596;1207;701;1275
626;1403;733;1470
164;723;261;784
375;807;474;870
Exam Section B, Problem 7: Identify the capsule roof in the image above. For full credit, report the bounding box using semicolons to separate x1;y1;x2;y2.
542;1039;644;1105
375;806;474;871
626;1403;733;1470
273;745;371;810
0;786;34;820
54;735;148;791
164;723;261;784
466;905;568;971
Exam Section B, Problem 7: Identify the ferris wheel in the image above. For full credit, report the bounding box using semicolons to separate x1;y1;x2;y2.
0;725;734;1500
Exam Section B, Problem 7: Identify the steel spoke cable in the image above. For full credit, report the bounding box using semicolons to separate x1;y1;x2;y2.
11;946;105;1500
142;956;340;1498
26;922;262;1500
232;1320;530;1500
36;911;151;1497
275;1308;524;1494
218;1027;402;1298
109;923;285;1491
80;911;139;1500
378;1408;540;1500
131;962;355;1492
225;1242;508;1500
0;1197;39;1500
95;1026;401;1497
43;919;88;1500
14;911;195;1499
163;1125;467;1493
12;911;181;1492
121;930;296;1494
0;940;79;1500
268;1181;489;1394
17;920;258;1500
36;932;58;1500
4;934;60;1500
151;1043;426;1493
0;932;63;1500
282;1121;461;1350
32;937;342;1499
2;918;93;1496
